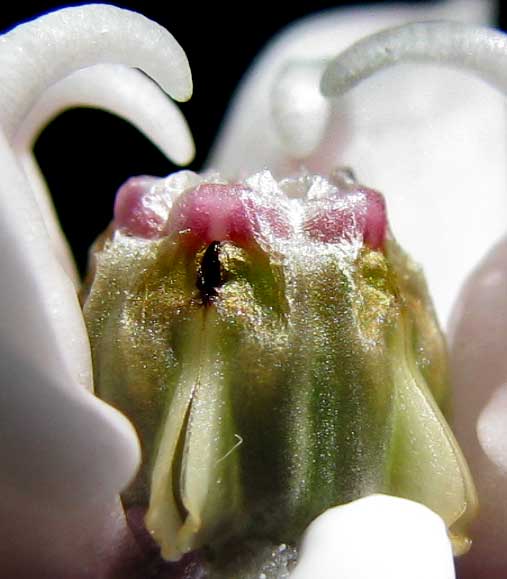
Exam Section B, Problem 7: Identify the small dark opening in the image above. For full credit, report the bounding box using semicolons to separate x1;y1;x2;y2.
196;241;223;305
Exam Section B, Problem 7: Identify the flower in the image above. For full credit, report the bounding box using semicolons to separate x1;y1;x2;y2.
84;165;476;575
0;2;505;579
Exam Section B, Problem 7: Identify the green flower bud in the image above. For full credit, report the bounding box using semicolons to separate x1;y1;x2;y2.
83;170;476;572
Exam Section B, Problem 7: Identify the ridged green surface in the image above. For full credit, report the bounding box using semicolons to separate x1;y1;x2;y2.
84;227;476;566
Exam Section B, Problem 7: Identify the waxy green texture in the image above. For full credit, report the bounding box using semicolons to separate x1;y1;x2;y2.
83;172;476;570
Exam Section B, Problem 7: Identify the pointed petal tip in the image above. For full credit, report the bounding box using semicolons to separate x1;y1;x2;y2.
15;64;196;168
174;132;196;166
175;75;193;103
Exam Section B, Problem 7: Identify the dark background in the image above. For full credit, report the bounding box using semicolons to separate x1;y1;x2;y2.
1;1;505;273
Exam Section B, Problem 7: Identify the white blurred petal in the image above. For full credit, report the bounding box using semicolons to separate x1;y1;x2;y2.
0;4;192;141
449;236;507;579
272;60;330;158
290;495;455;579
13;64;195;286
208;0;492;179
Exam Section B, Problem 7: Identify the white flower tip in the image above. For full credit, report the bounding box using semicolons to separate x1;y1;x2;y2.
171;126;195;166
272;60;331;158
291;494;455;579
176;74;193;103
320;21;507;100
15;65;195;168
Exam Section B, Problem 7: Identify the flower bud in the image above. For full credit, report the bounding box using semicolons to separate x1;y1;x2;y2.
83;170;477;573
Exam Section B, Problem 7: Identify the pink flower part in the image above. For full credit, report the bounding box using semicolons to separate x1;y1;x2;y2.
304;187;387;249
114;175;172;239
165;183;292;247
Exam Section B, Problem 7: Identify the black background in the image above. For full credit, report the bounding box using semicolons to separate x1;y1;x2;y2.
1;1;505;273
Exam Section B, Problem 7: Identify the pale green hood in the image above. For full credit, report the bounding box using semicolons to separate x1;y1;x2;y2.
83;170;476;572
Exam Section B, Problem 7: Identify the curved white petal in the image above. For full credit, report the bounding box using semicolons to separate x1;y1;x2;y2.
0;338;140;507
290;495;455;579
13;64;195;286
14;64;195;166
207;0;492;179
15;150;81;287
0;125;140;501
321;22;507;97
0;127;92;390
449;236;507;579
0;6;196;573
0;4;192;142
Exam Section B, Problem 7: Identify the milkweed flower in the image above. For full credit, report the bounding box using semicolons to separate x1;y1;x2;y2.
0;2;505;579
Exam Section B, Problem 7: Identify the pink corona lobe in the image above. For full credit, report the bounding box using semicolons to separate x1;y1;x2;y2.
304;187;386;249
113;175;172;239
113;174;386;251
165;183;292;248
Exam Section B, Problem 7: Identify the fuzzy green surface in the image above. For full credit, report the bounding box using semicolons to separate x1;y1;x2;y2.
84;226;476;570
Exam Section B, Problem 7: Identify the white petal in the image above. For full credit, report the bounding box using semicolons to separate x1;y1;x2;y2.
0;126;140;503
0;5;196;568
207;0;492;179
331;70;504;329
449;236;507;578
0;127;91;389
0;4;192;141
15;150;80;287
14;64;195;166
0;338;140;507
13;64;195;285
290;495;455;579
272;59;330;158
